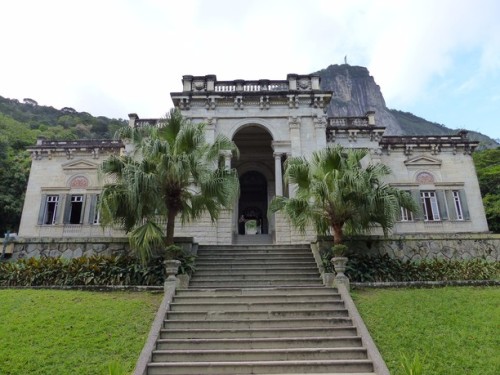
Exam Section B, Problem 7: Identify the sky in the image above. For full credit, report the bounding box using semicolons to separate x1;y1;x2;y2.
1;0;499;140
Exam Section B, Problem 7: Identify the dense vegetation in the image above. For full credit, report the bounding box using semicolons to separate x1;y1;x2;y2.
320;251;500;281
0;96;126;235
0;253;196;286
473;148;500;232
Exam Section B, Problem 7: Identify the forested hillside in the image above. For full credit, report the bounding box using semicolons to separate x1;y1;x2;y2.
0;96;126;234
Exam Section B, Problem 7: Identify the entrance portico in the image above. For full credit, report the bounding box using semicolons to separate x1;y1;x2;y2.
170;74;332;244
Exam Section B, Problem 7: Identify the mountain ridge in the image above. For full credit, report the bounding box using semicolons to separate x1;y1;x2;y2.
316;64;497;147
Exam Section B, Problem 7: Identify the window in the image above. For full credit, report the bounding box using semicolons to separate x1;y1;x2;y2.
68;195;84;224
452;190;464;220
43;195;59;224
400;207;413;221
421;191;440;221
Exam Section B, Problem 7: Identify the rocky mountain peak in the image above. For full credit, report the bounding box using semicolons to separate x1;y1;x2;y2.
316;64;403;135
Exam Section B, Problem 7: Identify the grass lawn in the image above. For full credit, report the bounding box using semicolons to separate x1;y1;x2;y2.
352;286;500;375
0;289;162;375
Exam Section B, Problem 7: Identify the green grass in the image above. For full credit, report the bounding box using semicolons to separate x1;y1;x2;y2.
0;289;162;375
352;286;500;375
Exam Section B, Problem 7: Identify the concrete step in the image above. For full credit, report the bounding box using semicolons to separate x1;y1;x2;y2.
169;301;345;312
197;249;313;256
176;287;338;297
194;267;319;275
156;336;363;350
172;294;342;304
196;256;316;268
190;273;320;282
165;308;349;321
199;245;311;251
160;326;358;339
163;317;353;330
188;281;323;288
152;347;368;362
147;359;374;374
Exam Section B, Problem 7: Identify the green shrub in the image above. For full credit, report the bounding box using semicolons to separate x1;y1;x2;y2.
0;252;196;287
346;254;499;282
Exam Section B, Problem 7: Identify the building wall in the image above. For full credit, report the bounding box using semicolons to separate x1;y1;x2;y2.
18;75;490;247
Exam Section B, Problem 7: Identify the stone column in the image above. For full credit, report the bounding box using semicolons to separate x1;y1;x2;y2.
274;152;283;196
314;115;327;149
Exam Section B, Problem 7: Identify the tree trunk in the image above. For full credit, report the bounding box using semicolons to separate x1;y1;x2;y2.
165;208;178;246
332;223;343;245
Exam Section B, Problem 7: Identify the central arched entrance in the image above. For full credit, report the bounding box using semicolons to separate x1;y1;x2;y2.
232;125;274;240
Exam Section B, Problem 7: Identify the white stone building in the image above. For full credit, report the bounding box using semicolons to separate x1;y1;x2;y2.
18;74;489;245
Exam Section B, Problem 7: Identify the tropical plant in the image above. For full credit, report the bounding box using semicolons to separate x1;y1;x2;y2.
269;145;418;245
99;109;239;261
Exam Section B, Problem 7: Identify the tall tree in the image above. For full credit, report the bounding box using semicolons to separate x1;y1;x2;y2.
99;109;239;261
269;145;417;245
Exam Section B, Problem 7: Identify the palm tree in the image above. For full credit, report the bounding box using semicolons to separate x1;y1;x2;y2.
269;145;417;247
99;109;239;261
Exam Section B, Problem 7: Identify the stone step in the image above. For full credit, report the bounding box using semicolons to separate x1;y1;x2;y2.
163;317;353;330
188;280;323;288
170;301;345;312
194;268;319;277
172;294;342;304
152;347;368;362
190;273;320;282
197;249;313;256
160;326;358;339
176;287;338;297
194;262;317;268
199;245;310;251
156;336;363;350
165;308;348;321
196;256;316;262
147;359;374;374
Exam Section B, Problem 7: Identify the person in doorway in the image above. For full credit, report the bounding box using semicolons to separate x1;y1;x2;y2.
238;215;246;234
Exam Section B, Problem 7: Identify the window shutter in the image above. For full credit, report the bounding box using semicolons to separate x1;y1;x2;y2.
79;195;87;224
410;190;423;220
459;189;470;220
62;194;71;224
88;194;97;224
444;190;456;220
37;194;47;225
436;190;448;220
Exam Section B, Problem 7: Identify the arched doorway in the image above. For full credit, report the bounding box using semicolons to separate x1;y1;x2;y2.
232;125;274;238
238;171;268;234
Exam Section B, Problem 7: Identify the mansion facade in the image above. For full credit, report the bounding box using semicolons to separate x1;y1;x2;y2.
18;74;489;245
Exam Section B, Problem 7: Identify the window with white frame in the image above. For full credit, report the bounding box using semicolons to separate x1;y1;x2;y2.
43;195;59;224
68;195;84;224
421;191;440;221
452;190;464;220
400;206;413;221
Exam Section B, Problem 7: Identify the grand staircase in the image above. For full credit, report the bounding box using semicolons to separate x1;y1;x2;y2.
146;244;378;374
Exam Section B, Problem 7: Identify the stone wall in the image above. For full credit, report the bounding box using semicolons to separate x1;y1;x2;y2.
12;237;196;260
316;233;500;262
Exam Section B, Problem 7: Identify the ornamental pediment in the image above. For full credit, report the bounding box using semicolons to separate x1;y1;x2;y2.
404;155;442;167
62;159;99;171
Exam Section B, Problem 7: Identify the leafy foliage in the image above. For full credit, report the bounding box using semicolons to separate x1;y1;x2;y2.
269;145;418;245
100;109;239;261
345;253;499;282
473;147;500;232
0;252;196;286
0;95;126;234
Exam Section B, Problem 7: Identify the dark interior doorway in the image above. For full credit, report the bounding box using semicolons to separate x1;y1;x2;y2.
238;171;268;234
